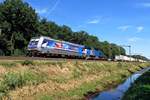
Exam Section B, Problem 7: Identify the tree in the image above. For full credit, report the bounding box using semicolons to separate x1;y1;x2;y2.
0;0;39;55
0;0;126;58
131;55;149;61
58;25;73;41
0;33;8;55
70;31;89;44
39;19;60;38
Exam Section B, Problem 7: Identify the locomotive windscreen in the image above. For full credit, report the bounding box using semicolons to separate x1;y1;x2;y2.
28;40;39;49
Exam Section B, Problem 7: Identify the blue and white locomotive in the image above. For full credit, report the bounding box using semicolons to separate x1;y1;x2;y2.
27;36;104;59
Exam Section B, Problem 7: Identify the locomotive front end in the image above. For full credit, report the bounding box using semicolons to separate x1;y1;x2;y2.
27;37;41;56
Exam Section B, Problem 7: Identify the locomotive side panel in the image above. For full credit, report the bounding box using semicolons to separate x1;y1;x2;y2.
40;37;84;57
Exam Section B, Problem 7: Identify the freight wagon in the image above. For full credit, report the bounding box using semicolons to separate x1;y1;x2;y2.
115;55;146;62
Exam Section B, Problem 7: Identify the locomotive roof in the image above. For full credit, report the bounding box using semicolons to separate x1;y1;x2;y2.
40;36;85;48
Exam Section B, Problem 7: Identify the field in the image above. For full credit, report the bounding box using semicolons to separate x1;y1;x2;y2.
123;69;150;100
0;60;149;100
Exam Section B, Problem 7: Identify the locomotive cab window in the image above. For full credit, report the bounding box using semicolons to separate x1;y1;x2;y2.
28;40;39;47
29;41;38;45
41;39;49;48
42;39;49;44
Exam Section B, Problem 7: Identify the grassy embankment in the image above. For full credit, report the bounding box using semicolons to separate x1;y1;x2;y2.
0;60;149;100
123;69;150;100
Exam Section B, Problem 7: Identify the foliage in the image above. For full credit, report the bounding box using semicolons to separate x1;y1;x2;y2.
0;71;47;98
132;55;149;61
21;60;34;66
0;0;39;55
0;0;126;58
123;70;150;100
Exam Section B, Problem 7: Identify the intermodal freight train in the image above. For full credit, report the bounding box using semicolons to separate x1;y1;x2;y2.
115;55;146;62
27;36;104;59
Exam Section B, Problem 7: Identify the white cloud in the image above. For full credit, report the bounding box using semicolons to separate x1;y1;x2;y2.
136;26;144;33
36;8;48;14
87;19;100;24
117;25;132;32
118;25;144;33
77;16;109;29
137;3;150;8
87;16;107;24
86;16;110;25
128;37;142;42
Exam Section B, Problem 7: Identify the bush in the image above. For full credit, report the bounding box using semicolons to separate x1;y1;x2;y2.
0;49;5;56
21;60;34;66
0;82;8;98
13;49;25;56
117;62;123;67
3;72;24;89
22;71;46;85
123;70;150;100
3;71;46;89
0;71;47;98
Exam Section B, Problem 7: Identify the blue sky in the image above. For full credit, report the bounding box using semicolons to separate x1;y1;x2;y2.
2;0;150;58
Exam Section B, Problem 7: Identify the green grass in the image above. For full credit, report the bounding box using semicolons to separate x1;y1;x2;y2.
35;61;66;67
0;62;16;68
49;76;68;84
39;71;127;100
123;70;150;100
0;61;149;99
72;68;83;79
21;60;34;66
0;71;47;98
39;94;53;100
43;80;101;100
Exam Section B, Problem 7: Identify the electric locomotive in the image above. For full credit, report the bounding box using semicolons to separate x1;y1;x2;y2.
27;36;104;59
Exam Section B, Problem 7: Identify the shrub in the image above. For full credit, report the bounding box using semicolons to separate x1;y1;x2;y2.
13;49;25;56
0;71;47;98
3;72;24;89
0;82;8;98
123;70;150;100
22;71;46;85
117;62;123;67
21;60;34;66
0;49;5;56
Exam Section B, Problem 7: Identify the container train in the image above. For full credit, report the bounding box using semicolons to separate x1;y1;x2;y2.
115;55;146;62
27;36;147;62
27;36;104;59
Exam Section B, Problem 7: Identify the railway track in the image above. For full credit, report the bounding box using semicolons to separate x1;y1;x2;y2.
0;56;101;62
0;56;70;61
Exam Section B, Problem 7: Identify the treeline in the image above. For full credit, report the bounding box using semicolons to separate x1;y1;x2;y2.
131;55;149;61
0;0;125;58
